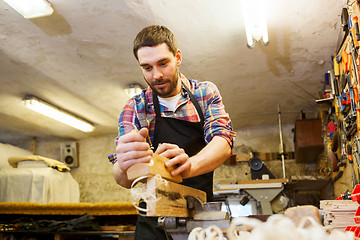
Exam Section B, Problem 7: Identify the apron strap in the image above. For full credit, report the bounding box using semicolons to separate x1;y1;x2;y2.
181;80;205;125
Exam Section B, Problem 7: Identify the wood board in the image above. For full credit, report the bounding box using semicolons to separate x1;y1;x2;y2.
320;200;360;231
127;153;182;183
144;176;206;217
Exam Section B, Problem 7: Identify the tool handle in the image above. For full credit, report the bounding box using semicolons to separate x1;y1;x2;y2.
354;87;359;103
357;109;360;131
347;144;354;163
354;16;360;41
334;57;340;77
342;50;350;73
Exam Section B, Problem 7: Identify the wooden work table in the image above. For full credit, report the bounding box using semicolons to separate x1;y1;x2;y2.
0;202;137;240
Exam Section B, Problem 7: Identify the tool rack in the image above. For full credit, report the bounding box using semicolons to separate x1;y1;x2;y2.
321;0;360;194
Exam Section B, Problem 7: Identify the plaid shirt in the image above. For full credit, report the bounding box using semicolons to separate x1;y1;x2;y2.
117;74;235;148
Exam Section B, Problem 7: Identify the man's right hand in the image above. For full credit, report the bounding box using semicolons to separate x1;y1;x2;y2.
116;128;153;172
113;128;153;188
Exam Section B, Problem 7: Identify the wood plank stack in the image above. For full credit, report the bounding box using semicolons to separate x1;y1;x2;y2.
320;200;360;231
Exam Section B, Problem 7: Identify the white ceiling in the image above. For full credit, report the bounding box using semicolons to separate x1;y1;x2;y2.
0;0;346;141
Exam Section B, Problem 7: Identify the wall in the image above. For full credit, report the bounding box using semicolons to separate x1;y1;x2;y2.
3;123;323;203
34;134;133;203
214;124;319;183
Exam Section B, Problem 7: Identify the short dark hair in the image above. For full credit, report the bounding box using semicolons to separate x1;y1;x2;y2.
133;25;178;60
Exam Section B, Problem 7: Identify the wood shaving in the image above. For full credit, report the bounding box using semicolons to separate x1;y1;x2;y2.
188;214;355;240
130;174;168;214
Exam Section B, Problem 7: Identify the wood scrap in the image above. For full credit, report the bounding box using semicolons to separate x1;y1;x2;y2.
320;200;360;231
145;176;206;217
127;153;182;183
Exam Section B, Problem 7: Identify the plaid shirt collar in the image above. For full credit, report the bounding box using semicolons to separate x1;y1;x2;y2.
143;73;190;111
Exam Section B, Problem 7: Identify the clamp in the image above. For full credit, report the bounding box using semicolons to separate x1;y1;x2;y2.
158;196;230;240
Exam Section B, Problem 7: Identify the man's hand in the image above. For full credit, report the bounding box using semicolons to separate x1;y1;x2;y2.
115;128;153;172
155;143;191;178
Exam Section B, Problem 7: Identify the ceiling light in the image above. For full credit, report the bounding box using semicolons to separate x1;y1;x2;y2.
23;95;94;132
125;83;144;98
3;0;53;19
241;0;269;48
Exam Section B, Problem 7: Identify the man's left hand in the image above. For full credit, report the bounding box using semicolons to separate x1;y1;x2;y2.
155;143;191;178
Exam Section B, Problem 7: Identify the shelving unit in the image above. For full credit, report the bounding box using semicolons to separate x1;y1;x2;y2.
320;0;360;195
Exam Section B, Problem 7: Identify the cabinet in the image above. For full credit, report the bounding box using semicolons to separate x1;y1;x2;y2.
295;119;324;163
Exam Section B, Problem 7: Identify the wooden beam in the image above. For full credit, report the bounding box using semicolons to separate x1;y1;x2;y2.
232;152;295;162
144;176;206;217
237;178;289;184
127;153;182;183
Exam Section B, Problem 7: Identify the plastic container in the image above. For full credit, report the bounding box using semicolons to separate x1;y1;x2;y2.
352;185;360;204
345;225;360;237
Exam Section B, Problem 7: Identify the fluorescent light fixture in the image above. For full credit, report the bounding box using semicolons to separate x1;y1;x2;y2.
125;83;144;98
3;0;53;19
241;0;269;48
24;95;94;132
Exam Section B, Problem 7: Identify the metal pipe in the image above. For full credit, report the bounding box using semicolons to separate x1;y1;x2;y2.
278;105;286;178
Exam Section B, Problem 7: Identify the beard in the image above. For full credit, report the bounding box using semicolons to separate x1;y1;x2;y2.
147;68;179;97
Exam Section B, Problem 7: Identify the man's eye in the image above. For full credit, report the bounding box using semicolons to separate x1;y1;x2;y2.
160;62;167;67
144;66;152;71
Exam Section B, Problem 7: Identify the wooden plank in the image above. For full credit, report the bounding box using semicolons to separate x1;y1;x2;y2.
236;178;289;184
233;153;251;162
234;152;294;162
320;200;360;231
0;202;137;216
126;153;182;183
145;176;206;217
320;200;359;210
219;182;283;190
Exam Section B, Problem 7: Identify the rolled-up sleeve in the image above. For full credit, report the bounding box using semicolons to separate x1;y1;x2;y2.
202;82;236;148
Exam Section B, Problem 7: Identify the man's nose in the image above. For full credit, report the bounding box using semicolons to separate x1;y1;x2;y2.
153;67;163;79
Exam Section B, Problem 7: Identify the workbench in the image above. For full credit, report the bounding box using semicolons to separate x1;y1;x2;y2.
0;202;137;240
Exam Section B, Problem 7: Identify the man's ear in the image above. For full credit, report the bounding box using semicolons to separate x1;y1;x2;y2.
175;49;182;66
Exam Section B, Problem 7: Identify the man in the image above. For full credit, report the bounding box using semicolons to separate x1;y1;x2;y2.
112;25;235;240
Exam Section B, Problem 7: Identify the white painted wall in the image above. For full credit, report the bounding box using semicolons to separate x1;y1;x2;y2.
2;123;320;203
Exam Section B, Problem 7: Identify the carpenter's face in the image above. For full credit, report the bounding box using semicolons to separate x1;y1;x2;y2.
137;42;182;97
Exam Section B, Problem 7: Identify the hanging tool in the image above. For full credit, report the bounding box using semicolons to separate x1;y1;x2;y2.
335;7;349;54
278;105;286;179
353;137;360;182
348;9;358;49
346;143;357;187
354;16;360;41
329;67;341;117
349;10;360;54
339;90;351;114
342;49;351;73
353;148;360;185
355;137;360;157
338;120;348;167
348;7;360;88
334;56;341;78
